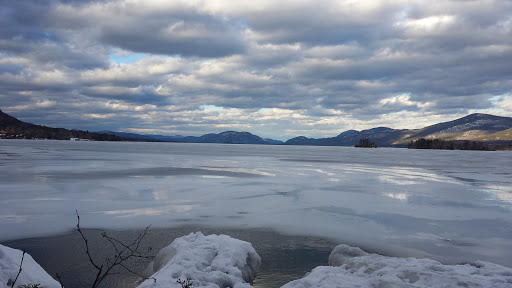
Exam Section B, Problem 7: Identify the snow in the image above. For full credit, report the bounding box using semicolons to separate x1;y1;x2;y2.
282;244;512;288
137;232;261;288
0;244;60;288
3;232;512;288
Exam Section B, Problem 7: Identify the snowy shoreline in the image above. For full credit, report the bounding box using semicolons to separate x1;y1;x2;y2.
1;226;336;288
3;231;512;288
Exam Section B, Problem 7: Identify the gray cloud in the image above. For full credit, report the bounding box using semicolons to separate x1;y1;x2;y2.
1;0;512;140
46;1;247;57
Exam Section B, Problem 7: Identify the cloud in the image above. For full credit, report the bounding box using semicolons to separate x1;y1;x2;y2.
378;94;433;111
49;0;246;57
7;100;56;111
495;94;512;112
1;0;512;139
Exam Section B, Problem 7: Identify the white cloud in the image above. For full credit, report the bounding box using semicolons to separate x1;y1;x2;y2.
495;94;512;112
396;15;457;35
379;94;433;109
7;100;56;111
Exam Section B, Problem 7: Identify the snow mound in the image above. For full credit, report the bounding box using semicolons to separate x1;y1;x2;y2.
282;244;512;288
137;232;261;288
0;244;60;288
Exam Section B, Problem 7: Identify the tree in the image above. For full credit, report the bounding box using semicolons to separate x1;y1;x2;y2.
355;138;377;148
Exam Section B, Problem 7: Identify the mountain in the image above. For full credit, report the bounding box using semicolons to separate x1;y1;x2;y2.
0;110;280;144
0;110;130;141
0;109;22;126
195;131;282;144
473;127;512;141
101;130;284;145
285;127;408;147
262;138;284;145
285;113;512;147
3;109;510;147
399;113;512;142
97;131;178;142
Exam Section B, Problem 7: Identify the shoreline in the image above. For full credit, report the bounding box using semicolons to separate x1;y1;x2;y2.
2;225;337;288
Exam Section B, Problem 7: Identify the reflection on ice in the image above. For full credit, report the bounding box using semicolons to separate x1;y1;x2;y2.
0;214;28;224
1;140;512;269
378;174;422;185
480;185;512;203
102;203;199;217
383;192;408;200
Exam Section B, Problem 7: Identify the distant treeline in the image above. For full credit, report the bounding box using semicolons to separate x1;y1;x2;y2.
0;124;132;141
407;138;494;150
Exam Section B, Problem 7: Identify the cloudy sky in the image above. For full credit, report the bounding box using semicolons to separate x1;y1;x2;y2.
1;0;512;140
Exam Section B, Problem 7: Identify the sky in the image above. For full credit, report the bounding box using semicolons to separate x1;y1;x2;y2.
1;0;512;140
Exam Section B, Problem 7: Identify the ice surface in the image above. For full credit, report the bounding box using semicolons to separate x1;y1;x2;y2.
137;232;260;288
1;140;512;268
0;244;60;288
282;244;512;288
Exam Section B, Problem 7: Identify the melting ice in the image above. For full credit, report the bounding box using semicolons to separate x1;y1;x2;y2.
1;140;512;269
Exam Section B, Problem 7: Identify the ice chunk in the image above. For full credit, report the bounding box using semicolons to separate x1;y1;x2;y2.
138;232;261;288
0;244;60;288
282;244;512;288
327;244;368;267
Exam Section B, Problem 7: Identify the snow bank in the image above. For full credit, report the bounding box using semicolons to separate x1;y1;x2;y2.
0;244;60;288
282;244;512;288
137;232;261;288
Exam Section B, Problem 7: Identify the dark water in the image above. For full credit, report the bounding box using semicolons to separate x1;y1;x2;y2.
2;226;336;288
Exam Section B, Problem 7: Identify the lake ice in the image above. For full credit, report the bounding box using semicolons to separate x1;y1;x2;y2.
1;139;512;269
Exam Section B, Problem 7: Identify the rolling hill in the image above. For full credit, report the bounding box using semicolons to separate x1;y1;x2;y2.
0;109;130;141
2;109;511;147
473;127;512;141
398;113;512;143
285;113;512;147
101;130;283;144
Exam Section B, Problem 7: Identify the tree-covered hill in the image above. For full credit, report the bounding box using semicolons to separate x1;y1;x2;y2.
0;109;130;141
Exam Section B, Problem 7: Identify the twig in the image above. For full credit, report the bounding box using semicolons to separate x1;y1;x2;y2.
119;263;156;283
75;210;156;288
55;273;64;288
177;278;193;288
10;250;25;288
76;210;103;271
76;210;104;288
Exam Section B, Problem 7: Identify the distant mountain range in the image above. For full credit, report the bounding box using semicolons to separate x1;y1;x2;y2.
285;113;512;147
2;108;512;146
100;130;284;145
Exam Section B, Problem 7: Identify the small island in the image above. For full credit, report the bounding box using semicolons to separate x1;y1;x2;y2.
355;138;377;148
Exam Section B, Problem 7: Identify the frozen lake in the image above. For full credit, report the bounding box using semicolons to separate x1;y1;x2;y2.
1;139;512;267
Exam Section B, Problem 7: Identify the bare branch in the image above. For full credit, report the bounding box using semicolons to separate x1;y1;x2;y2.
177;278;194;288
55;273;64;288
75;211;156;288
76;210;103;272
10;250;25;288
119;263;156;283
